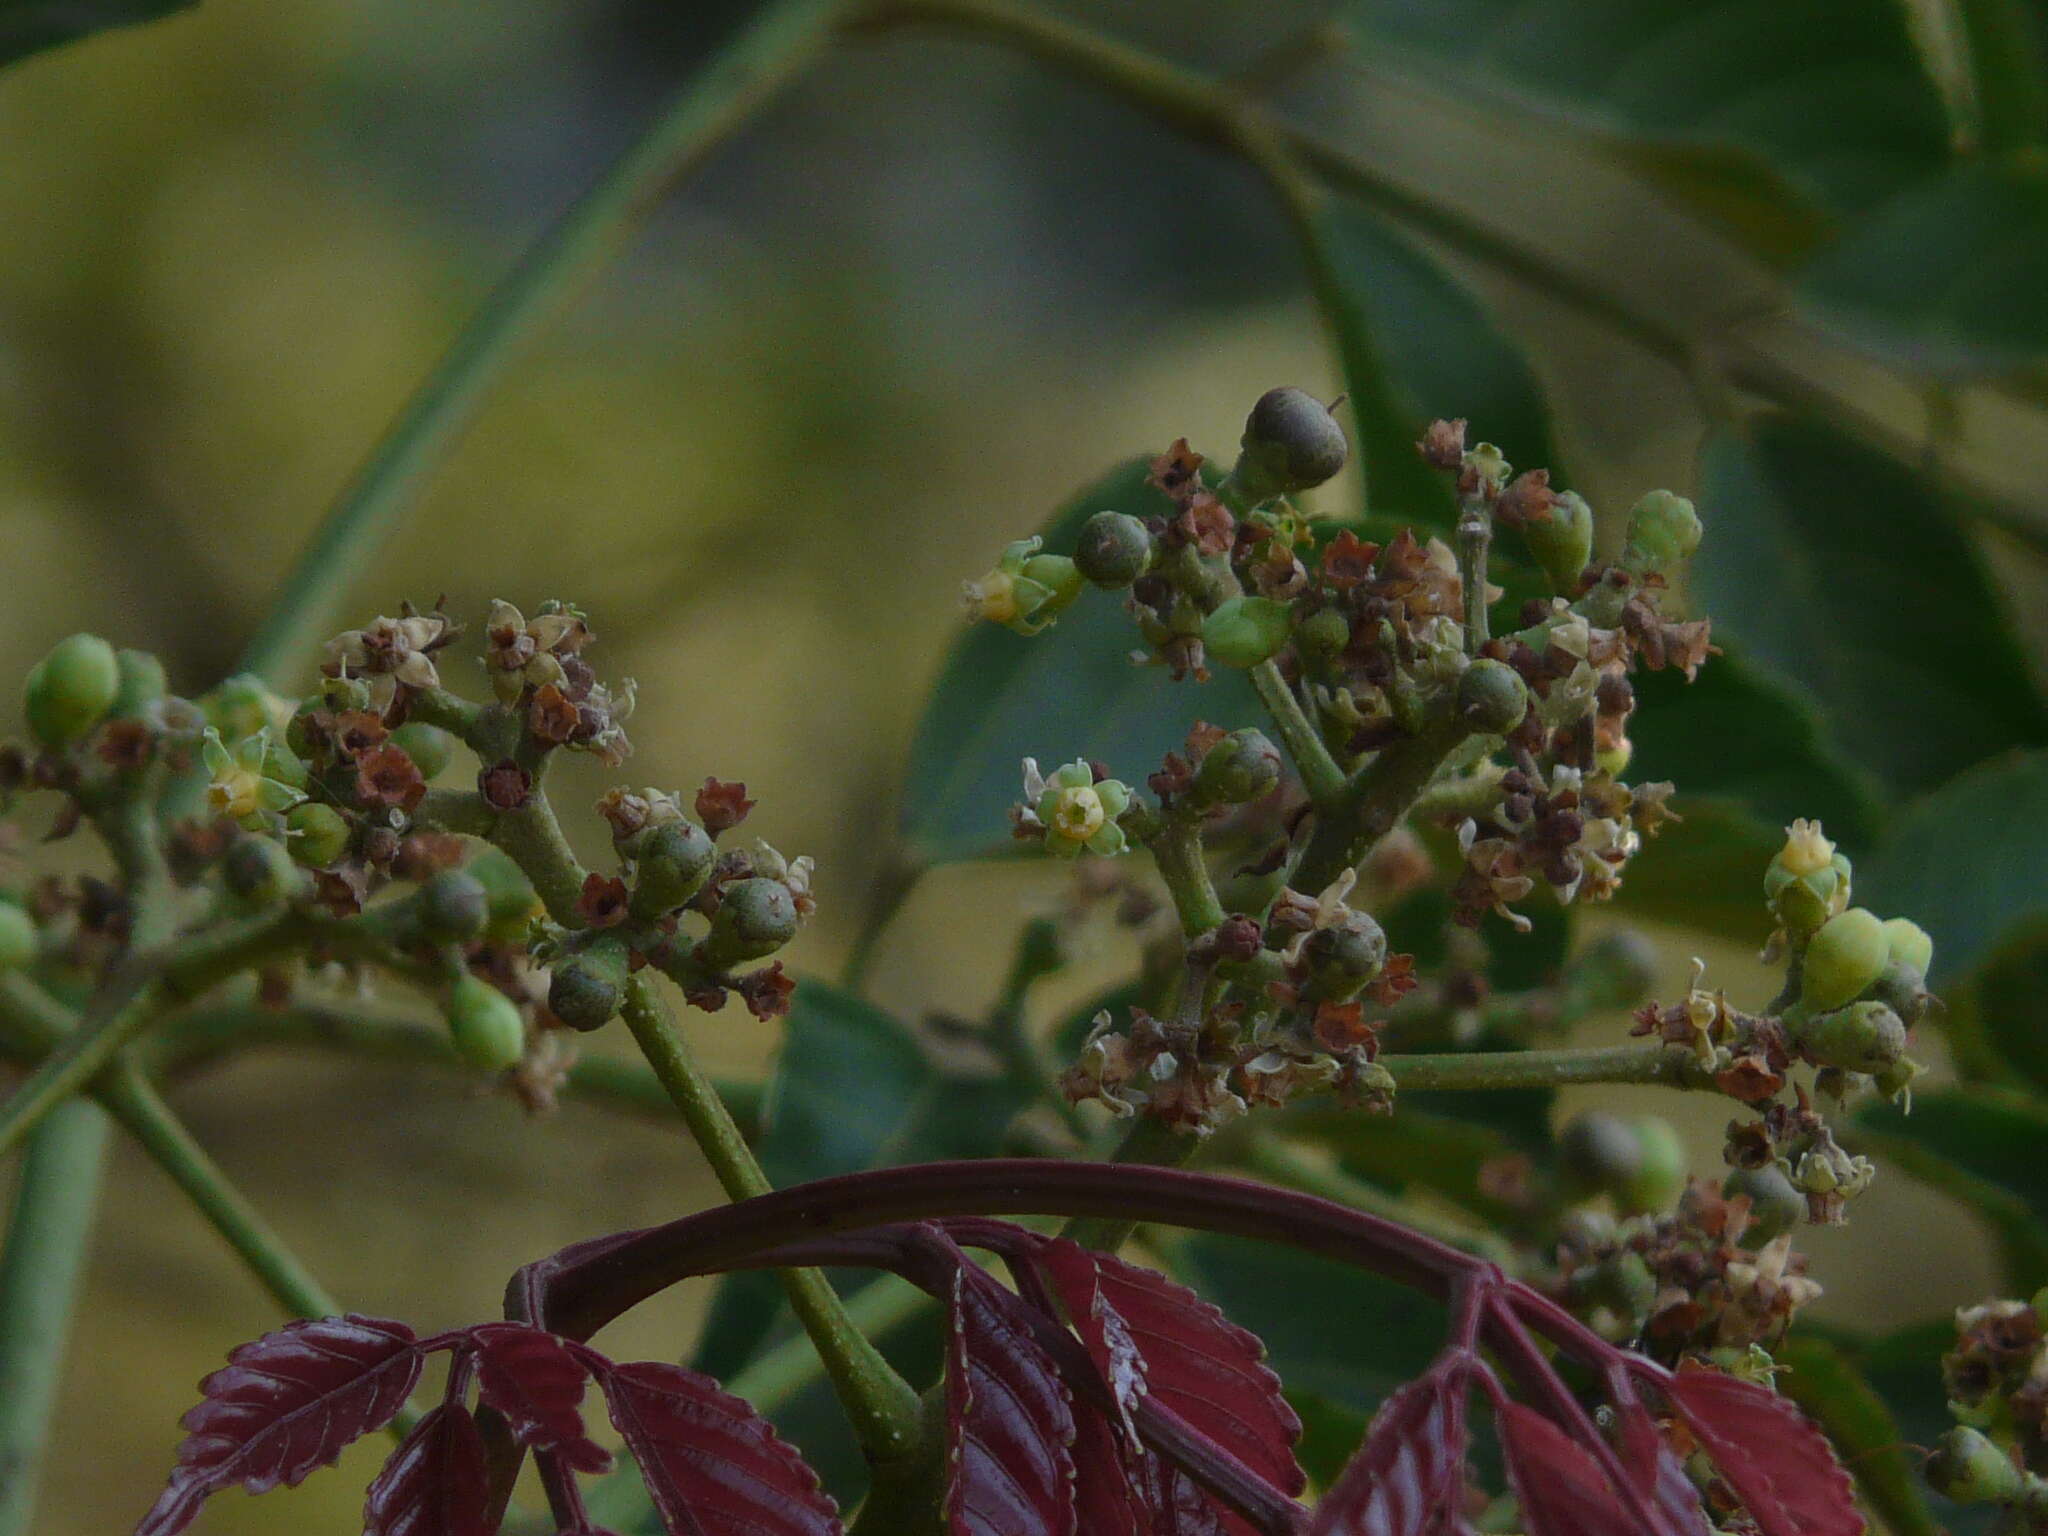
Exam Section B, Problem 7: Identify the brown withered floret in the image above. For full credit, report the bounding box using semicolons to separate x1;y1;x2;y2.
695;777;755;834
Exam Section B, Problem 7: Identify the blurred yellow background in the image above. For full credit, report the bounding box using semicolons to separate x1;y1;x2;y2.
0;0;2030;1529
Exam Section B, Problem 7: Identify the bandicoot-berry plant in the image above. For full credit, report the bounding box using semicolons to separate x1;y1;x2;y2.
0;386;1965;1536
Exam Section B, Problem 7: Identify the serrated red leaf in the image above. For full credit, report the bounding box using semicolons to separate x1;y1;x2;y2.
1664;1369;1864;1536
1498;1403;1636;1536
470;1323;611;1472
946;1268;1078;1536
134;1314;423;1536
595;1359;840;1536
362;1402;490;1536
1307;1368;1471;1536
1616;1402;1711;1536
1038;1238;1304;1532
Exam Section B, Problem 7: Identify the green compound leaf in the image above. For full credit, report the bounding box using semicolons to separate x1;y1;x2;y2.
1343;0;1950;257
1695;416;2048;802
1774;1334;1942;1536
1858;750;2048;987
1;0;192;73
901;458;1259;865
1857;1085;2048;1291
1800;161;2048;372
1313;202;1561;530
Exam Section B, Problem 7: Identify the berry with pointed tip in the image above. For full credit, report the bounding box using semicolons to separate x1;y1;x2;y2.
111;649;168;718
706;877;799;964
1622;490;1702;571
446;974;526;1072
1293;606;1350;661
1621;1116;1687;1214
1558;1111;1643;1202
1725;1162;1806;1245
390;722;455;781
1073;511;1155;589
25;633;119;748
1522;488;1594;595
1231;387;1349;501
629;820;717;917
1795;1000;1908;1073
223;836;301;906
468;847;544;944
284;803;350;868
1925;1427;2022;1504
1882;917;1934;977
548;939;629;1032
0;902;37;971
418;870;490;943
1194;728;1282;806
1801;907;1890;1011
1302;913;1388;1000
1455;658;1530;734
1201;596;1292;668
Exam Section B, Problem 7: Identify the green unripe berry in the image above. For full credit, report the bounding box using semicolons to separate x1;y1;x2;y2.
1871;959;1931;1027
1201;596;1293;668
707;878;800;963
1795;1000;1907;1074
1724;1163;1805;1245
1621;1116;1688;1214
223;836;300;905
1233;387;1349;500
548;939;630;1032
1073;511;1155;588
1194;728;1283;806
1587;1250;1657;1322
202;672;278;742
0;902;38;971
1455;658;1530;735
1294;606;1351;660
418;870;490;943
1557;1111;1643;1202
25;633;120;748
261;735;308;790
1801;907;1890;1011
1522;488;1595;596
1019;553;1084;620
111;649;168;718
285;803;351;868
630;820;717;917
390;722;456;781
1564;929;1659;1012
1622;490;1702;571
468;848;544;944
1882;916;1934;977
1303;914;1388;998
1925;1426;2022;1505
445;974;526;1072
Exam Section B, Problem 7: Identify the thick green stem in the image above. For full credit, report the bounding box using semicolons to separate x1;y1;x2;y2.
1292;715;1471;896
618;978;922;1462
236;0;845;685
0;1098;108;1536
1148;815;1226;939
1061;1112;1202;1250
1457;497;1493;654
1249;659;1345;808
1382;1040;1716;1094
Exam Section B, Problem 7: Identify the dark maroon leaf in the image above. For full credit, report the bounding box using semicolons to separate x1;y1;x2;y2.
362;1402;490;1536
1497;1403;1635;1536
1068;1409;1152;1536
946;1268;1078;1536
1038;1240;1304;1511
1307;1367;1470;1536
1664;1369;1863;1536
594;1359;840;1536
1616;1401;1712;1536
134;1314;424;1536
470;1323;611;1471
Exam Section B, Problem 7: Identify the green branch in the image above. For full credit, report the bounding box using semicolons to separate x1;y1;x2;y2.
236;0;846;685
0;1100;107;1536
1148;814;1226;938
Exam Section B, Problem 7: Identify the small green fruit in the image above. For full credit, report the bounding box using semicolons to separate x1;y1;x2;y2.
418;870;490;943
1622;1116;1687;1214
1795;1000;1907;1074
1724;1163;1805;1245
1302;914;1388;999
1564;929;1659;1012
1622;490;1702;571
0;902;38;971
1557;1111;1643;1201
468;848;543;943
1455;658;1529;735
1293;606;1351;660
707;878;799;963
630;820;717;917
25;633;120;748
223;836;300;905
284;803;351;868
1073;511;1155;589
390;722;456;781
1194;728;1282;806
1924;1426;2022;1505
1882;916;1934;977
202;672;279;742
1522;488;1595;595
1232;387;1349;501
111;649;168;718
548;940;630;1032
1201;596;1293;668
1801;907;1890;1011
446;974;526;1072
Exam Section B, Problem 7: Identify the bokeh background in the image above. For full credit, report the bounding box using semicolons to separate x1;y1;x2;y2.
4;0;2048;1531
